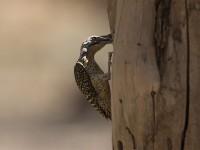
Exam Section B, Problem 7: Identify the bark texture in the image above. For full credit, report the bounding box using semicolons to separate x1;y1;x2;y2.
107;0;200;149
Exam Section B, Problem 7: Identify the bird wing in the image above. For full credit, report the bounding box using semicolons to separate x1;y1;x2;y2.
74;62;110;119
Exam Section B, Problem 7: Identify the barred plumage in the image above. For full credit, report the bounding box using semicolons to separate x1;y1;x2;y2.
74;62;110;119
74;34;112;120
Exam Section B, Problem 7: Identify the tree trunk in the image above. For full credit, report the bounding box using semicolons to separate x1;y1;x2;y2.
106;0;200;149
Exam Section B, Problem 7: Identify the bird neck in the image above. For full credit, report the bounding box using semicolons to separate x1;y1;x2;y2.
85;50;98;60
87;53;95;60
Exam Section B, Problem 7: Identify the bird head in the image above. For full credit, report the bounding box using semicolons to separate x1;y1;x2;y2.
80;34;112;58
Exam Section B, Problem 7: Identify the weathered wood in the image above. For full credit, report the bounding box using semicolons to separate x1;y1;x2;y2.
107;0;200;149
107;0;160;149
185;0;200;149
154;1;187;149
106;0;116;35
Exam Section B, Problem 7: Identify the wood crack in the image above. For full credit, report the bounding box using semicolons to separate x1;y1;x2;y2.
151;91;157;147
126;127;137;149
154;0;171;79
118;140;123;150
119;99;137;149
181;0;190;149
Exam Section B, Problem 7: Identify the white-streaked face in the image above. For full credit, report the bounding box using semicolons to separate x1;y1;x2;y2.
81;36;99;48
80;34;112;56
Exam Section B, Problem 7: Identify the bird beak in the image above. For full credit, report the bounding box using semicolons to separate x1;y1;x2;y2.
98;34;113;44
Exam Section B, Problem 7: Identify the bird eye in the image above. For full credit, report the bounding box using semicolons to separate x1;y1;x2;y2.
92;37;97;40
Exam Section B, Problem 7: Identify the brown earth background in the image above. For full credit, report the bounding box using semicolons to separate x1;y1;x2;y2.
0;0;112;149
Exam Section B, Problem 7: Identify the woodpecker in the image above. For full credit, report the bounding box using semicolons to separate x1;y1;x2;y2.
74;34;113;120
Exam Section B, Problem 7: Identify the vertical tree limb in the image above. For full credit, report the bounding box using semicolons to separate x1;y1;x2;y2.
107;0;200;149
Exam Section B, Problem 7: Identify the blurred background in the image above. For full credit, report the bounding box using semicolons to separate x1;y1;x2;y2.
0;0;112;149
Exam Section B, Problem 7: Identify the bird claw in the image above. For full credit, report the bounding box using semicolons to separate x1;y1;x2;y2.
108;52;113;77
